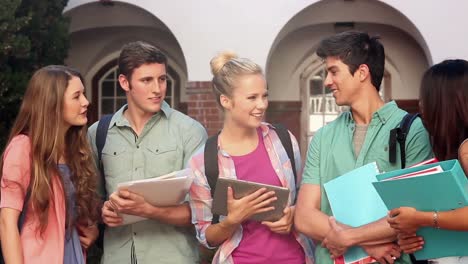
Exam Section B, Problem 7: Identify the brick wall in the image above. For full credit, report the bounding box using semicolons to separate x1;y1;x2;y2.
186;81;223;136
186;81;303;139
395;99;420;114
266;101;301;140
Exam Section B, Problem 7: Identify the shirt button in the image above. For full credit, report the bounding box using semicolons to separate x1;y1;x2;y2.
136;146;139;149
275;169;280;173
133;232;137;236
267;148;270;152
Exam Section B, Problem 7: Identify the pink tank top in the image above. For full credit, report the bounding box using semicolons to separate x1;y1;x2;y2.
230;128;305;264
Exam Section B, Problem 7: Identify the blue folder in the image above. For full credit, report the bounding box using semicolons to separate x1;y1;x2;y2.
373;159;468;260
324;162;388;263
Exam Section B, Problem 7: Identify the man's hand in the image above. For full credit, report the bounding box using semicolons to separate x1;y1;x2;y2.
109;190;151;217
77;224;99;249
397;233;424;254
102;200;123;227
322;217;350;259
362;243;401;264
387;207;421;234
262;206;294;235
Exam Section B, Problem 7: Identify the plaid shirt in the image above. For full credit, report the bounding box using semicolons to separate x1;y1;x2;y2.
189;123;315;264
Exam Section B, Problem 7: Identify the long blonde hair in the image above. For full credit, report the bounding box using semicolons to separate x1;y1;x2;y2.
0;65;100;233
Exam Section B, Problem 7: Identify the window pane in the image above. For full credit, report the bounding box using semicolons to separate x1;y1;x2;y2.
166;79;173;96
101;99;114;115
102;81;115;96
164;96;172;106
309;76;323;96
104;71;115;80
116;98;127;110
116;82;125;96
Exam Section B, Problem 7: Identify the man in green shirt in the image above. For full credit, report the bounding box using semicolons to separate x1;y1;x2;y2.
88;41;207;264
295;31;432;264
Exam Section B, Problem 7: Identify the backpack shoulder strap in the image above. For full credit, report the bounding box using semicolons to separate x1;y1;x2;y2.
95;114;113;198
273;123;297;185
389;113;420;168
204;134;220;224
96;114;113;163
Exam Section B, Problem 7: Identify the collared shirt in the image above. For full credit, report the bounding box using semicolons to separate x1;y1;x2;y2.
88;102;208;264
301;101;433;264
189;123;315;264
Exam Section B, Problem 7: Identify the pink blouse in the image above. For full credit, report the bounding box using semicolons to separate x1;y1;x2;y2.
1;135;66;264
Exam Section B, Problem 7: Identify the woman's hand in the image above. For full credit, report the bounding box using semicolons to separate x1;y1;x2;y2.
387;207;422;234
77;223;99;249
261;206;294;234
224;187;276;226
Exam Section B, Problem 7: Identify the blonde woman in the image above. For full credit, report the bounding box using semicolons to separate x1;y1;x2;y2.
189;52;314;264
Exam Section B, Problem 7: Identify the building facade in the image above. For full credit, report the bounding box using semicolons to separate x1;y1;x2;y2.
64;0;468;154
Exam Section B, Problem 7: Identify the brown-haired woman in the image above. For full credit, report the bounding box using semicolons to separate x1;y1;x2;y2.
387;59;468;264
0;65;101;263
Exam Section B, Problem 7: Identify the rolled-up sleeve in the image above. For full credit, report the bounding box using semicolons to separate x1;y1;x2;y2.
0;135;32;211
188;149;216;249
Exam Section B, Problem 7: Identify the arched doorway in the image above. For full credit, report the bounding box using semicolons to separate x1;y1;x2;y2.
64;1;188;124
265;0;431;155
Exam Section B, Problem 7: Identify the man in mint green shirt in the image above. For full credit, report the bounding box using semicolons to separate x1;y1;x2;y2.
88;41;207;264
295;31;432;264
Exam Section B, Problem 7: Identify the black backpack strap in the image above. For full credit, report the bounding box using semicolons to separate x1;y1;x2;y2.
93;114;114;257
398;113;420;168
96;114;113;165
272;123;297;185
389;113;420;169
204;134;220;225
96;114;113;198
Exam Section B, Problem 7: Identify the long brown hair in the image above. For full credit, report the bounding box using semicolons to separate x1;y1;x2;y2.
0;65;100;234
420;59;468;161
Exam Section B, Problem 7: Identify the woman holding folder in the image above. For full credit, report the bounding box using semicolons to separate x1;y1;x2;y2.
387;59;468;264
188;51;314;264
0;66;101;263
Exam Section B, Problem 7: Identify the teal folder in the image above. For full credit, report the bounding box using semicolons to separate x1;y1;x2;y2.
373;159;468;260
324;162;388;263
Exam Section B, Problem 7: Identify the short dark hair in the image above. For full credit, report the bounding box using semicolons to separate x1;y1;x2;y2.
317;31;385;91
420;59;468;161
118;41;167;80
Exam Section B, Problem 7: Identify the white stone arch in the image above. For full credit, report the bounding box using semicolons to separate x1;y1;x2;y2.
267;0;432;69
265;0;431;153
64;1;189;123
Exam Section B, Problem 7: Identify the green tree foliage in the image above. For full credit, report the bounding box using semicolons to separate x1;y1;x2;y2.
0;0;70;150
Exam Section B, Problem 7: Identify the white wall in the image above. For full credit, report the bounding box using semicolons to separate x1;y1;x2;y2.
65;0;468;81
266;23;428;101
